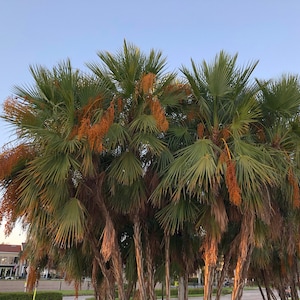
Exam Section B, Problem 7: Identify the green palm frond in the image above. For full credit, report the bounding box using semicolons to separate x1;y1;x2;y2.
129;114;159;134
259;75;300;119
152;139;218;203
156;197;200;235
202;51;237;98
108;151;143;185
105;122;131;150
181;51;259;131
131;133;167;157
52;197;87;248
109;180;147;213
231;95;262;136
166;126;194;151
29;153;72;185
235;152;277;194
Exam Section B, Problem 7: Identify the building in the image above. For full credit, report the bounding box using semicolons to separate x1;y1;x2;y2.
0;244;25;279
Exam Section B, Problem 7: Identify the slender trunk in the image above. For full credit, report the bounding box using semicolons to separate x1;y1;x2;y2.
257;282;267;300
164;232;171;300
261;270;276;300
125;281;135;300
184;272;189;300
90;236;115;300
291;280;297;300
203;237;218;300
133;215;147;300
179;252;189;300
144;228;156;300
111;235;126;300
94;173;124;299
231;211;254;300
178;273;189;300
92;258;100;300
178;276;184;300
215;252;232;300
291;257;299;300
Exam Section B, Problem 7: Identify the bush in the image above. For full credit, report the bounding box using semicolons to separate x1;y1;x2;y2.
0;292;62;300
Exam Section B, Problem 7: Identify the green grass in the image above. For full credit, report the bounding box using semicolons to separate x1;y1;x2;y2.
60;287;232;299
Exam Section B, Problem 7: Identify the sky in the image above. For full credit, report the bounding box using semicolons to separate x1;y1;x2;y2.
0;0;300;244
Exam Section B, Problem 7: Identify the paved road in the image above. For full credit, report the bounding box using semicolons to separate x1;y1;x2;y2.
62;289;268;300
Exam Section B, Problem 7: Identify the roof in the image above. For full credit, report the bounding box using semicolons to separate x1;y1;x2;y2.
0;244;21;253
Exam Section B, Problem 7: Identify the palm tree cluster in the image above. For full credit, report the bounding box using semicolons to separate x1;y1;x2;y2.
1;41;300;300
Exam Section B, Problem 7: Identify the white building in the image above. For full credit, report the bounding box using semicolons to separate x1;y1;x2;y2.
0;244;25;279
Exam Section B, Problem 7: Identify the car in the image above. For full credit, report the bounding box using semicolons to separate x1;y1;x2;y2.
4;276;15;280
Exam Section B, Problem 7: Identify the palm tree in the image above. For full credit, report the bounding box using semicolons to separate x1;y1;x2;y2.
87;40;184;299
0;60;125;299
251;74;300;300
152;51;278;299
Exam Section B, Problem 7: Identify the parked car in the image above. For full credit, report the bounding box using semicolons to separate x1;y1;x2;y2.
5;276;15;280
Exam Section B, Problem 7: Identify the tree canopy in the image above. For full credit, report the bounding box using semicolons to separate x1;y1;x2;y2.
1;41;300;300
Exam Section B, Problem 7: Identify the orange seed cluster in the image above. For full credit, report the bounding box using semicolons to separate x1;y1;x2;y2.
77;101;115;153
149;98;169;132
140;73;156;94
225;160;241;206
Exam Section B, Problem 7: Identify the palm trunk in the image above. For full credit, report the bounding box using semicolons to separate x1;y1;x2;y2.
215;252;232;300
92;258;100;300
94;174;124;299
125;281;135;300
261;269;277;300
203;236;218;300
178;273;189;300
231;211;254;300
133;215;147;300
291;257;299;300
257;281;267;300
90;236;115;300
164;231;171;300
111;236;126;300
178;276;184;300
181;248;189;300
144;228;156;300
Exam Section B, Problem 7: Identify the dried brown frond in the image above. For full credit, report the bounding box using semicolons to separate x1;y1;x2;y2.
211;196;228;233
26;265;37;292
101;218;116;262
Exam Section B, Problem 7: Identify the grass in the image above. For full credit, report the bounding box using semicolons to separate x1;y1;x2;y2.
60;287;233;298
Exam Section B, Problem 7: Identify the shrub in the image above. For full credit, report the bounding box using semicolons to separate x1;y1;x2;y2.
0;292;62;300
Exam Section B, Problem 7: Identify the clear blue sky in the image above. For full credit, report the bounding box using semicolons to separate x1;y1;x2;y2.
0;0;300;242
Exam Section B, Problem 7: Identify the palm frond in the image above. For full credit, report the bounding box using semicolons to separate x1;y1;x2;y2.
52;197;87;248
108;151;143;185
156;197;200;235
